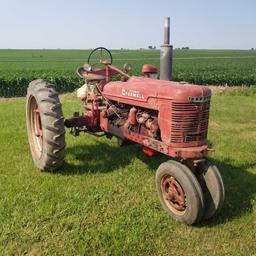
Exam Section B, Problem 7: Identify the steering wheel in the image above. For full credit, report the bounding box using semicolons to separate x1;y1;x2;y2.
87;47;113;67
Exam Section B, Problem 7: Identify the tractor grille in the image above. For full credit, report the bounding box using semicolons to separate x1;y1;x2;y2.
170;101;210;144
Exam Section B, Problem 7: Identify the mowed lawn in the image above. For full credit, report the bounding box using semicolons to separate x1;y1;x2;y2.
0;91;255;255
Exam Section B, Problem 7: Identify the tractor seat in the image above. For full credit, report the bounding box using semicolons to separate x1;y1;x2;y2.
76;66;106;81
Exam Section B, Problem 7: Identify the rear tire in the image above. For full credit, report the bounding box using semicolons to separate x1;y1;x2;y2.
26;79;65;171
155;160;205;225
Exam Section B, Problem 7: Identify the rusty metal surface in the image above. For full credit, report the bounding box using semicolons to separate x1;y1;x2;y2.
161;175;186;211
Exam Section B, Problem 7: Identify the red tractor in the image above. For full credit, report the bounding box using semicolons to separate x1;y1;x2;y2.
26;47;224;225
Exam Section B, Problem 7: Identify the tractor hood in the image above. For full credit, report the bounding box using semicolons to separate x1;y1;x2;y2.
102;77;211;108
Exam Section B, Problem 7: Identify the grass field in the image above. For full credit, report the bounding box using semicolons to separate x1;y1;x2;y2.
1;49;256;97
0;89;255;255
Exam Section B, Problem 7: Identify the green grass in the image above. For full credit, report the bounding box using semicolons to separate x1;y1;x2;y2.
0;91;255;255
1;49;256;97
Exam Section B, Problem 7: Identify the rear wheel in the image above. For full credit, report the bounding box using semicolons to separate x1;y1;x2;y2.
155;160;205;225
197;159;225;219
26;79;65;171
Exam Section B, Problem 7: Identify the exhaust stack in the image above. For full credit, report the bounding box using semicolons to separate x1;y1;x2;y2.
160;17;173;81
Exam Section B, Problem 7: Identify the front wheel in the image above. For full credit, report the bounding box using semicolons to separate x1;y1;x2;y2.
26;79;65;171
197;159;225;219
155;160;205;225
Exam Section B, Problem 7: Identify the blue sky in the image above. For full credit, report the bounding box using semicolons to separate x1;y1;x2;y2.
0;0;255;49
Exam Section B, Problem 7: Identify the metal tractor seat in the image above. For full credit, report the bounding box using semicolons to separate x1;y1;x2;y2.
76;66;106;81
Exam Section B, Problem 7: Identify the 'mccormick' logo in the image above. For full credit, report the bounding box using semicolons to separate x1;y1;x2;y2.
121;89;144;99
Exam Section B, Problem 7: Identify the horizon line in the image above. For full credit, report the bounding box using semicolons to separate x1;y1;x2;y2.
0;48;255;51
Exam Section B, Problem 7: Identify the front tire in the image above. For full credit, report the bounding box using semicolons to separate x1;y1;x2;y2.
155;160;205;225
26;79;65;171
197;159;225;219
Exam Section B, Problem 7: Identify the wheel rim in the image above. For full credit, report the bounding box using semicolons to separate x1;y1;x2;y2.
161;175;186;214
28;96;43;159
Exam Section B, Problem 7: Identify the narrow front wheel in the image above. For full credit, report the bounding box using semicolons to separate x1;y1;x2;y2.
155;160;205;225
197;159;225;219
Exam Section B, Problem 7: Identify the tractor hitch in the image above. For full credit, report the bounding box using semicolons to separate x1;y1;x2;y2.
64;112;104;137
64;112;87;136
64;112;87;128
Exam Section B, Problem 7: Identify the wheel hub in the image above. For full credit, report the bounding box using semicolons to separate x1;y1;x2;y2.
34;106;43;151
29;96;43;159
162;176;186;211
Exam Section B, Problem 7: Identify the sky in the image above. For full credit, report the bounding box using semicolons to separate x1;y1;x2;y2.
0;0;255;49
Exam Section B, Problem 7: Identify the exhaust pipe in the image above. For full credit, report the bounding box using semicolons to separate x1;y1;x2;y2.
160;17;173;81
